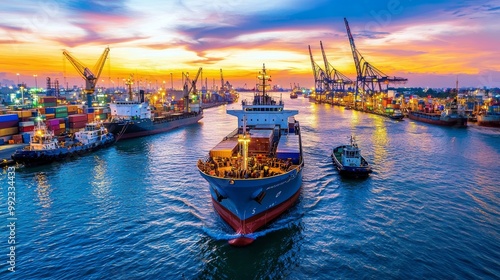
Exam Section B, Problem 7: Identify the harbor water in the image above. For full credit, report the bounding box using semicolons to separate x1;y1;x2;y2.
1;93;499;279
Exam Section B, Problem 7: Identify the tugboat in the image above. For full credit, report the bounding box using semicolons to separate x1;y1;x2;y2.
11;120;114;167
197;64;304;246
407;98;467;127
331;136;372;178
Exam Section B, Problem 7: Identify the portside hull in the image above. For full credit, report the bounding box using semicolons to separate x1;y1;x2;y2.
199;166;303;235
104;113;203;139
408;112;467;127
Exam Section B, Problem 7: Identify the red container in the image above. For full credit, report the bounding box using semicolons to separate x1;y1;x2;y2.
69;114;87;123
20;126;34;132
69;121;86;129
0;120;19;129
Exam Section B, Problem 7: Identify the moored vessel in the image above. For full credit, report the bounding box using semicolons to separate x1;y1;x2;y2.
197;64;304;246
11;120;114;167
408;98;467;127
103;83;203;140
476;106;500;127
331;136;372;178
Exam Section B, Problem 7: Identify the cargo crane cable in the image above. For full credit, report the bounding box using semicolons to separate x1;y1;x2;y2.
115;122;129;142
62;47;110;108
319;41;354;95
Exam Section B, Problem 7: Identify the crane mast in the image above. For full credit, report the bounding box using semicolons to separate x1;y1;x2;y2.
62;47;110;108
344;18;407;107
319;41;353;96
182;67;202;113
308;45;327;99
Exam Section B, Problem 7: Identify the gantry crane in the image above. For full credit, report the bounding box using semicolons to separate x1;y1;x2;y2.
344;18;407;104
320;41;353;95
308;45;328;99
63;47;110;107
182;67;202;112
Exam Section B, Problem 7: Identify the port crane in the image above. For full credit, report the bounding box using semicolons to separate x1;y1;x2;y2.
63;47;110;107
319;41;353;95
308;45;328;99
344;18;407;104
182;67;202;112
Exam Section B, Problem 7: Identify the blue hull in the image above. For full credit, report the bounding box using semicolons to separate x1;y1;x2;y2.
199;164;303;234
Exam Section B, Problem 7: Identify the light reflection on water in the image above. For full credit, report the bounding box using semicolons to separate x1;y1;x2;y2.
1;94;499;279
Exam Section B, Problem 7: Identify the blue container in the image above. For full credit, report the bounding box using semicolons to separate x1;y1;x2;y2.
439;105;444;111
45;107;56;114
22;133;31;144
0;114;19;122
0;138;4;145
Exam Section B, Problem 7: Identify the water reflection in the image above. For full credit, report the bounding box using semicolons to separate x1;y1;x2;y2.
33;172;52;209
195;221;304;279
91;156;111;200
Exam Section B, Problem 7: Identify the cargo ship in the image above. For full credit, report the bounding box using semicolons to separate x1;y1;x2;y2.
11;120;114;167
197;64;304;246
477;106;500;127
408;98;467;127
103;89;203;140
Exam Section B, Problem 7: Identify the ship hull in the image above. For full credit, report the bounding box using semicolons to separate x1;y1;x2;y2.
199;165;303;235
408;112;467;127
104;113;203;139
11;135;115;167
477;114;500;127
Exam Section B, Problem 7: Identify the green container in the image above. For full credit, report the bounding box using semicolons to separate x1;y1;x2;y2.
55;106;68;113
55;112;68;118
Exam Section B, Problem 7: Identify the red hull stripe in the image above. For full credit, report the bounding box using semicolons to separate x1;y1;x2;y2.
212;189;301;235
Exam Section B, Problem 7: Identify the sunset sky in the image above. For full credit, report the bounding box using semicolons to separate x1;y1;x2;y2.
1;0;499;90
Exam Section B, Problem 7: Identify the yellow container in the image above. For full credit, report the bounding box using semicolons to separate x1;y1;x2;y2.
0;127;19;137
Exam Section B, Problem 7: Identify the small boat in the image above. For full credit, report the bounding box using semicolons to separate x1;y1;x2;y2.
331;136;372;178
11;120;115;167
290;91;298;99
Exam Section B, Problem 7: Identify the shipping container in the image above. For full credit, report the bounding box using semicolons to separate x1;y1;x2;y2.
69;114;88;123
19;121;35;127
69;121;87;129
209;139;239;158
19;126;34;132
276;134;301;164
0;127;19;137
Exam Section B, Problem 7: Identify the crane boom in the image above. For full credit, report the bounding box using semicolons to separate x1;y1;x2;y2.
344;18;362;80
62;47;110;107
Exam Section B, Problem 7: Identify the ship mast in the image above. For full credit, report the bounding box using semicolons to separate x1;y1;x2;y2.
238;115;250;171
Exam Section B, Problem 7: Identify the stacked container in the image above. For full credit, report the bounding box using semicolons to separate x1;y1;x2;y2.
68;114;87;133
19;121;35;132
40;96;57;108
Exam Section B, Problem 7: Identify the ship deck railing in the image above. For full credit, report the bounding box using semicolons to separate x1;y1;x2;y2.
198;155;295;179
